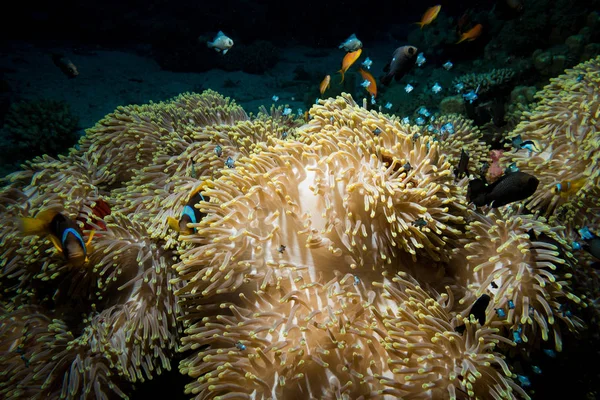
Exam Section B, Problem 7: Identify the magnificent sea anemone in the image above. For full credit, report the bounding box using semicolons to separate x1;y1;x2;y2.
0;56;598;398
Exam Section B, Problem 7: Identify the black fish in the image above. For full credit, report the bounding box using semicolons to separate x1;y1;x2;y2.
455;294;491;334
381;46;418;86
454;149;470;179
468;171;539;208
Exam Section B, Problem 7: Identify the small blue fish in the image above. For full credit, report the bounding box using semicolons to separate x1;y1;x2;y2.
415;117;425;126
384;102;392;109
431;82;442;93
402;116;410;124
282;107;292;116
235;341;246;351
277;245;286;253
572;241;582;250
508;300;515;309
404;84;414;93
353;275;360;285
517;375;531;387
579;226;594;241
361;57;373;70
543;349;557;358
282;131;289;139
412;218;427;227
443;61;453;70
403;162;412;172
532;366;542;374
412;133;420;141
417;106;430;117
373;127;382;136
512;325;523;343
440;122;454;135
454;82;465;92
214;145;223;157
225;156;235;168
576;74;583;82
361;79;371;88
496;308;506;318
416;52;426;67
272;95;279;102
463;90;478;103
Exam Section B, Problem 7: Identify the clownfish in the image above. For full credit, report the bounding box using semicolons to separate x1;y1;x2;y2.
167;186;209;235
19;210;94;267
551;178;586;197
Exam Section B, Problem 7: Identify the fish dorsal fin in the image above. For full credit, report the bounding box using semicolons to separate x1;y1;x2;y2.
216;31;225;37
347;33;357;40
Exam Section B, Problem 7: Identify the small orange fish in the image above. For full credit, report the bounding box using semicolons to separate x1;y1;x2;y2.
359;69;377;98
320;75;331;95
417;5;441;29
339;48;362;83
456;24;483;44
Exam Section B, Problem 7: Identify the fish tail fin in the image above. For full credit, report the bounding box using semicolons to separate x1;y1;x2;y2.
456;36;466;44
18;209;58;236
167;216;181;232
206;41;214;48
338;69;345;83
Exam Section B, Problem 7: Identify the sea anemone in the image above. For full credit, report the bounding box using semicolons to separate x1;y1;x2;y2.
173;94;467;303
178;270;529;399
502;55;600;226
449;206;585;352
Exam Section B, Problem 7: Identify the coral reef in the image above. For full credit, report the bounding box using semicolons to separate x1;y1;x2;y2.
0;60;598;398
0;99;80;177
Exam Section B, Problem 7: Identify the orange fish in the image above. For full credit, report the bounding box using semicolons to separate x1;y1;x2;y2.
417;5;441;29
359;68;377;98
456;24;483;44
339;49;362;83
320;75;331;95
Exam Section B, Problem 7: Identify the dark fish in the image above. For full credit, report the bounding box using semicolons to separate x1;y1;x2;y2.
167;188;209;235
454;149;470;179
381;45;418;86
468;171;539;208
455;294;491;334
51;54;79;78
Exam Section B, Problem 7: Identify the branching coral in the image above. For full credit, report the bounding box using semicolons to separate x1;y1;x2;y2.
502;55;600;226
452;69;517;97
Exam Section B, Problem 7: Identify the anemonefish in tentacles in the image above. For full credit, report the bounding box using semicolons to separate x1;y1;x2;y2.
20;210;94;267
167;186;209;235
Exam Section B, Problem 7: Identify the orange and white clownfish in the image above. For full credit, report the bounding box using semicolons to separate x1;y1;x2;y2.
167;187;209;235
20;210;94;267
